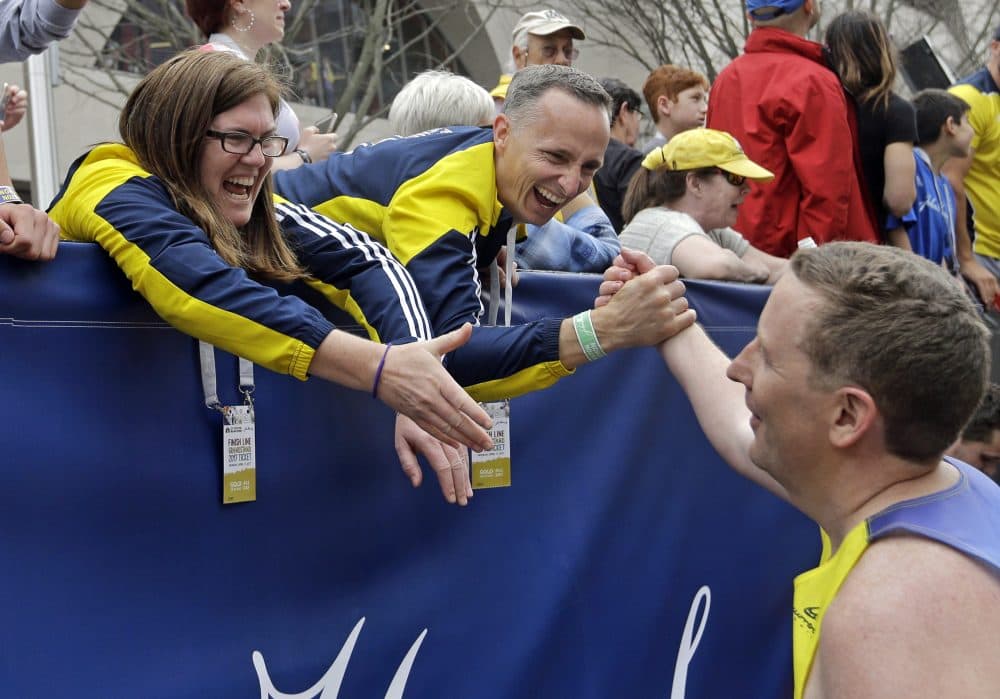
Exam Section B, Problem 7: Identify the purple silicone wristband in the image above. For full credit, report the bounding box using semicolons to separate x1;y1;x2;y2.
371;343;393;399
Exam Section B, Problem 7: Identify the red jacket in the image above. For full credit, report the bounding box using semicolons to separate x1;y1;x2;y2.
707;27;878;257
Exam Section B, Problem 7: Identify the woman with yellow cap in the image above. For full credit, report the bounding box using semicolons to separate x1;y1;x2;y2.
620;127;786;284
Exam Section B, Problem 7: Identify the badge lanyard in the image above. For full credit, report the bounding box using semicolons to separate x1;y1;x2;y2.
486;225;514;328
199;340;257;503
473;226;514;489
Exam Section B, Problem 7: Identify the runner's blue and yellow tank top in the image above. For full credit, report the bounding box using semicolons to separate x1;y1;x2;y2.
791;458;1000;699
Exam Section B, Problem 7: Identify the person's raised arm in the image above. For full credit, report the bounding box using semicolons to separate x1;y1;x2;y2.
599;249;789;500
444;258;695;403
0;0;87;63
943;150;999;303
657;324;787;498
558;261;694;369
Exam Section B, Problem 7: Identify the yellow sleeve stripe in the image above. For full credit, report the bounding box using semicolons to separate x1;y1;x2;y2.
105;226;317;380
463;360;574;403
50;152;318;381
115;231;316;379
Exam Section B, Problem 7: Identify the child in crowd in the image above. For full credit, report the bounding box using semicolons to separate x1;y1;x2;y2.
639;64;709;154
886;90;973;275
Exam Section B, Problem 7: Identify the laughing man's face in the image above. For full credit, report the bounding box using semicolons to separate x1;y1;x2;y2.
493;88;608;226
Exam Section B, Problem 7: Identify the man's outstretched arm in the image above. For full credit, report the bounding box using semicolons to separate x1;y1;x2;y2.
600;249;789;500
656;323;787;500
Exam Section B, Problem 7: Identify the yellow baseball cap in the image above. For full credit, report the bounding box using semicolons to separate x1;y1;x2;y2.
490;74;512;100
642;128;774;182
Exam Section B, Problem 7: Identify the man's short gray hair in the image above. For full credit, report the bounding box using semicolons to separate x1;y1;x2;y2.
504;64;611;126
510;27;530;64
507;32;529;74
389;70;495;136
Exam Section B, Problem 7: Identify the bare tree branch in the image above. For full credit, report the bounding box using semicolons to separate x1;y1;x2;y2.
53;0;1000;151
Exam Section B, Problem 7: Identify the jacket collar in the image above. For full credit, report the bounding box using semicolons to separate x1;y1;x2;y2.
745;26;828;67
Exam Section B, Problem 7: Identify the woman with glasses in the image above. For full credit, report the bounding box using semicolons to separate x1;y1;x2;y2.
48;50;493;488
185;0;338;172
619;128;786;284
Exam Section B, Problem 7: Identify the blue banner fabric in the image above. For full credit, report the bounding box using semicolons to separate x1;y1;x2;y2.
0;243;816;698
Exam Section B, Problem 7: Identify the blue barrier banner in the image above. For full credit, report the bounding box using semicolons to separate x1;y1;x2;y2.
1;243;816;698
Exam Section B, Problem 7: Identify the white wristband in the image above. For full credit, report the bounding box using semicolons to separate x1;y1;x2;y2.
0;185;22;205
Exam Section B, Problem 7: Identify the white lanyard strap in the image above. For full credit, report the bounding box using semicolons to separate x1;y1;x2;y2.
487;225;516;328
199;340;255;411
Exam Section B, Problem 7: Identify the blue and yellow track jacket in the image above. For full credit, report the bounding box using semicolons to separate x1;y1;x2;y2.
273;126;573;401
49;143;433;381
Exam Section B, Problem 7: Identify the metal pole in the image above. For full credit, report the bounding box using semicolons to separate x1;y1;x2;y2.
23;47;61;208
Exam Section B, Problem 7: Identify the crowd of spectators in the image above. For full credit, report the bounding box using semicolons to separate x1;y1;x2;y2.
7;1;997;304
3;2;1000;696
3;0;999;479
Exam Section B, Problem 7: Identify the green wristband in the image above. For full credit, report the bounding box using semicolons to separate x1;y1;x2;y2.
573;310;606;362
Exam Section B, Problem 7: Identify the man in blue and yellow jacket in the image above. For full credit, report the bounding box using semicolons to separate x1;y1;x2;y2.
275;64;692;404
276;65;695;494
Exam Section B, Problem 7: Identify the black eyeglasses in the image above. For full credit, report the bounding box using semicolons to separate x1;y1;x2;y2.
205;130;289;158
713;168;747;187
